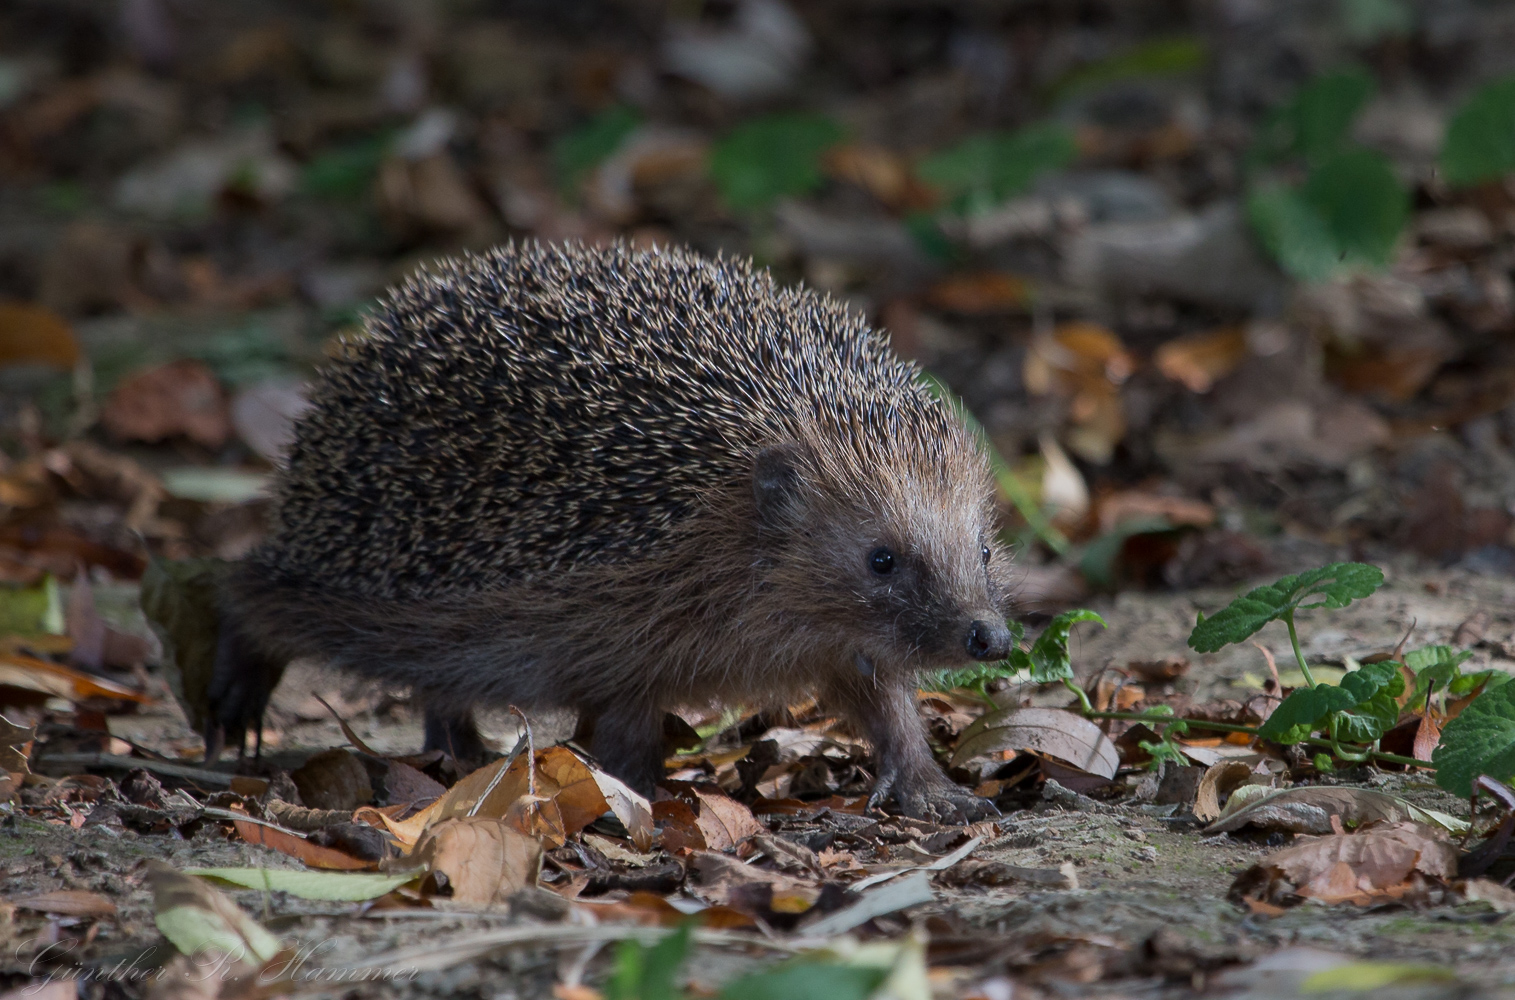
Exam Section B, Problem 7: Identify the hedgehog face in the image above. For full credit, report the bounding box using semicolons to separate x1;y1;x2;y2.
751;438;1015;675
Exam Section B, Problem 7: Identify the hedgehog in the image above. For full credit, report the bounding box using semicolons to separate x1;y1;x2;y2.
208;241;1014;821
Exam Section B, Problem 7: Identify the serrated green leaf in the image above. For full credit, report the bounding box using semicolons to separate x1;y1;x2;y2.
1253;68;1375;167
553;106;641;191
1247;181;1343;282
1258;686;1357;742
1189;562;1384;653
185;868;418;901
1257;659;1400;743
1432;683;1515;796
1025;609;1107;684
1440;76;1515;188
917;123;1076;213
708;113;844;212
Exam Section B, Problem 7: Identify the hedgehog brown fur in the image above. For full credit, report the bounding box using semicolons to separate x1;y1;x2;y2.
209;241;1015;821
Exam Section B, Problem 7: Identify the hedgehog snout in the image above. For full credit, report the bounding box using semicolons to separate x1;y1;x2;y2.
964;618;1012;661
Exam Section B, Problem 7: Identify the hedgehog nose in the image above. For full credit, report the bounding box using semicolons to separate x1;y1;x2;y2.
965;619;1011;661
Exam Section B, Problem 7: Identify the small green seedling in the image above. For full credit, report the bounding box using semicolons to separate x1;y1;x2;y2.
707;113;844;212
553;106;641;194
916;122;1076;216
1189;562;1388;757
605;923;692;1000
925;609;1107;709
1133;705;1191;770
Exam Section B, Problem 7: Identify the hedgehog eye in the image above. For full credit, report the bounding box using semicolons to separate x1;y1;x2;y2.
981;544;991;565
868;547;896;575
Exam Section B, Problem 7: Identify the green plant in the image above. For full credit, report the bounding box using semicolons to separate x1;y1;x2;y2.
916;123;1076;215
924;609;1107;709
1134;705;1191;770
721;963;887;1000
1244;69;1408;281
605;924;691;1000
1432;684;1515;797
1251;68;1375;167
1188;563;1393;759
553;106;641;193
1440;76;1515;188
1404;644;1509;712
302;134;391;201
707;113;845;212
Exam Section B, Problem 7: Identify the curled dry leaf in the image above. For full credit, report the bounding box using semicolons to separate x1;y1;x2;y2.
398;745;652;852
413;816;541;905
1193;761;1258;823
1204;786;1435;836
951;707;1119;780
13;889;117;918
1230;821;1457;908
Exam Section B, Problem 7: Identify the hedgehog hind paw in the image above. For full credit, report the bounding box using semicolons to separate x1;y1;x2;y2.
887;773;999;824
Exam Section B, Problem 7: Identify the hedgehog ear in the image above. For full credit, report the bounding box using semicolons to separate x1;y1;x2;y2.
752;443;808;527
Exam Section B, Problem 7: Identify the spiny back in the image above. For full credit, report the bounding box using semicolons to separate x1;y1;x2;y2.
259;242;965;598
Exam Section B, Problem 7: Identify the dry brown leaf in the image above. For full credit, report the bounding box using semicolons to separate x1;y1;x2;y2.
0;302;80;370
1412;712;1443;765
230;813;375;870
1023;322;1134;464
13;889;117;918
951;707;1119;779
1155;327;1247;393
0;652;150;704
1193;761;1257;823
689;850;822;911
822;144;934;211
415;816;541;905
690;787;763;850
1231;821;1456;907
925;272;1031;313
66;574;151;671
653;798;707;852
100;360;229;449
1204;786;1419;835
1094;491;1215;535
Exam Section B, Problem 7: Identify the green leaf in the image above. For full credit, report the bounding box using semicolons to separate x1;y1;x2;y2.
607;923;691;1000
1252;68;1375;166
1247;151;1407;281
1302;148;1407;268
1432;683;1515;796
185;868;418;901
302;134;390;200
721;963;888;1000
1258;685;1357;743
1440;76;1515;188
1256;659;1400;743
1025;609;1107;684
1050;36;1206;99
921;611;1105;696
708;113;844;212
1188;562;1383;653
0;575;64;638
1405;644;1475;709
917;123;1076;213
553;106;641;192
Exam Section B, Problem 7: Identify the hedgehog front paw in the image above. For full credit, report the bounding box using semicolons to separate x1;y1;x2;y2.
871;766;999;824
